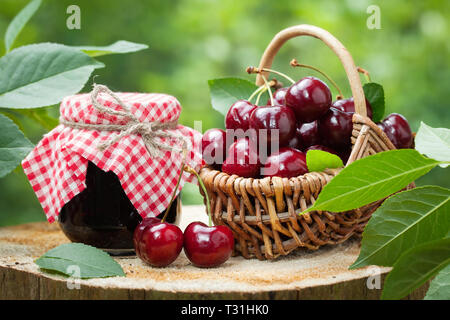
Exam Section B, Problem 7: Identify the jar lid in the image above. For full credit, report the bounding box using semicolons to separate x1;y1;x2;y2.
22;85;203;223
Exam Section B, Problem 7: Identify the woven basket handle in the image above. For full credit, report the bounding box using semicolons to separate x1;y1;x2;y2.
255;24;367;117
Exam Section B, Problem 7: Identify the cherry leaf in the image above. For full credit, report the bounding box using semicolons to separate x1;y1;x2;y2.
208;77;259;116
415;122;450;168
0;43;104;109
363;82;385;122
306;149;343;172
381;237;450;300
350;186;450;269
69;40;149;57
4;0;42;52
35;243;125;279
424;264;450;300
0;113;33;178
304;149;441;214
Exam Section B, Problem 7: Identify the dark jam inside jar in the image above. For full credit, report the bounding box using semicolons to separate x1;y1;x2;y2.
58;161;179;255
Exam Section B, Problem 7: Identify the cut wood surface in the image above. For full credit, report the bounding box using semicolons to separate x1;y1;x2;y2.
0;205;427;300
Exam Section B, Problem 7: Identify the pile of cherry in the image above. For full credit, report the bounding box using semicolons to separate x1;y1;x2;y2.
202;73;413;178
133;217;234;268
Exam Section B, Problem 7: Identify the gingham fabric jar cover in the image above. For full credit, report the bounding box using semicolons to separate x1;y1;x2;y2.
22;88;203;223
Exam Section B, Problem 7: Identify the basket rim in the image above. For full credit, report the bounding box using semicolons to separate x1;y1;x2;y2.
200;165;341;184
199;165;341;198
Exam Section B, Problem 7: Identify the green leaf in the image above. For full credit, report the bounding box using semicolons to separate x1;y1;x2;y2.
415;122;450;168
15;108;59;131
31;109;59;130
0;113;33;178
381;238;450;300
363;82;385;122
305;149;440;214
35;243;125;279
69;40;149;57
4;0;42;52
306;149;344;172
0;43;104;109
424;264;450;300
0;110;25;131
208;77;258;116
350;186;450;269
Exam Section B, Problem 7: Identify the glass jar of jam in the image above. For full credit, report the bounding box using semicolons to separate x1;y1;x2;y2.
58;161;180;255
22;87;202;256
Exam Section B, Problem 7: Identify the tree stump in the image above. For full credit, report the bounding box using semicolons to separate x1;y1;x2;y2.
0;205;427;300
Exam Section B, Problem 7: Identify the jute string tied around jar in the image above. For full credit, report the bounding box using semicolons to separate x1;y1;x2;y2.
60;84;191;157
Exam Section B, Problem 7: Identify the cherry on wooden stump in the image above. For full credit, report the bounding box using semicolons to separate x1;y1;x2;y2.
183;165;234;268
133;150;187;268
183;222;234;268
134;221;183;268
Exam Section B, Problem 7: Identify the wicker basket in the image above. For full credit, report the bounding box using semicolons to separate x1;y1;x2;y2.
199;24;411;260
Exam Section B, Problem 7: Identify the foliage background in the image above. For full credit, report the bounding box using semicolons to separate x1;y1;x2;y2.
0;0;448;226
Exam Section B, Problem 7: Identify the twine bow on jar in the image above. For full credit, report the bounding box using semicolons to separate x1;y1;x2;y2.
60;84;191;157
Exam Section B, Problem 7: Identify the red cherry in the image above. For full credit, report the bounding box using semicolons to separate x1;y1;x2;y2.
296;120;321;149
318;107;353;150
222;138;260;178
134;221;183;267
262;147;308;178
380;113;413;149
287;134;302;150
133;217;160;257
285;77;332;123
249;105;297;147
225;100;257;131
266;87;288;105
183;222;234;268
377;122;385;132
202;128;226;167
338;148;352;164
332;97;373;119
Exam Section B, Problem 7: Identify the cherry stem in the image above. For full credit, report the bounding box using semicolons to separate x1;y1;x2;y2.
184;165;212;227
247;66;295;84
357;67;372;83
247;79;278;104
260;74;274;106
161;149;187;223
247;85;266;102
290;59;344;99
255;86;267;106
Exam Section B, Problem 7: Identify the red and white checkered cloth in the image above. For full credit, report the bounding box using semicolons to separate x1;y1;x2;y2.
22;91;203;223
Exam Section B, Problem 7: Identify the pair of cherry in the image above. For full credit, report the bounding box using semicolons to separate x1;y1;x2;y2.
133;218;234;268
133;163;234;268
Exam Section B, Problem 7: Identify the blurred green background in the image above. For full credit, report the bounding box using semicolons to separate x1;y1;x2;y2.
0;0;448;226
